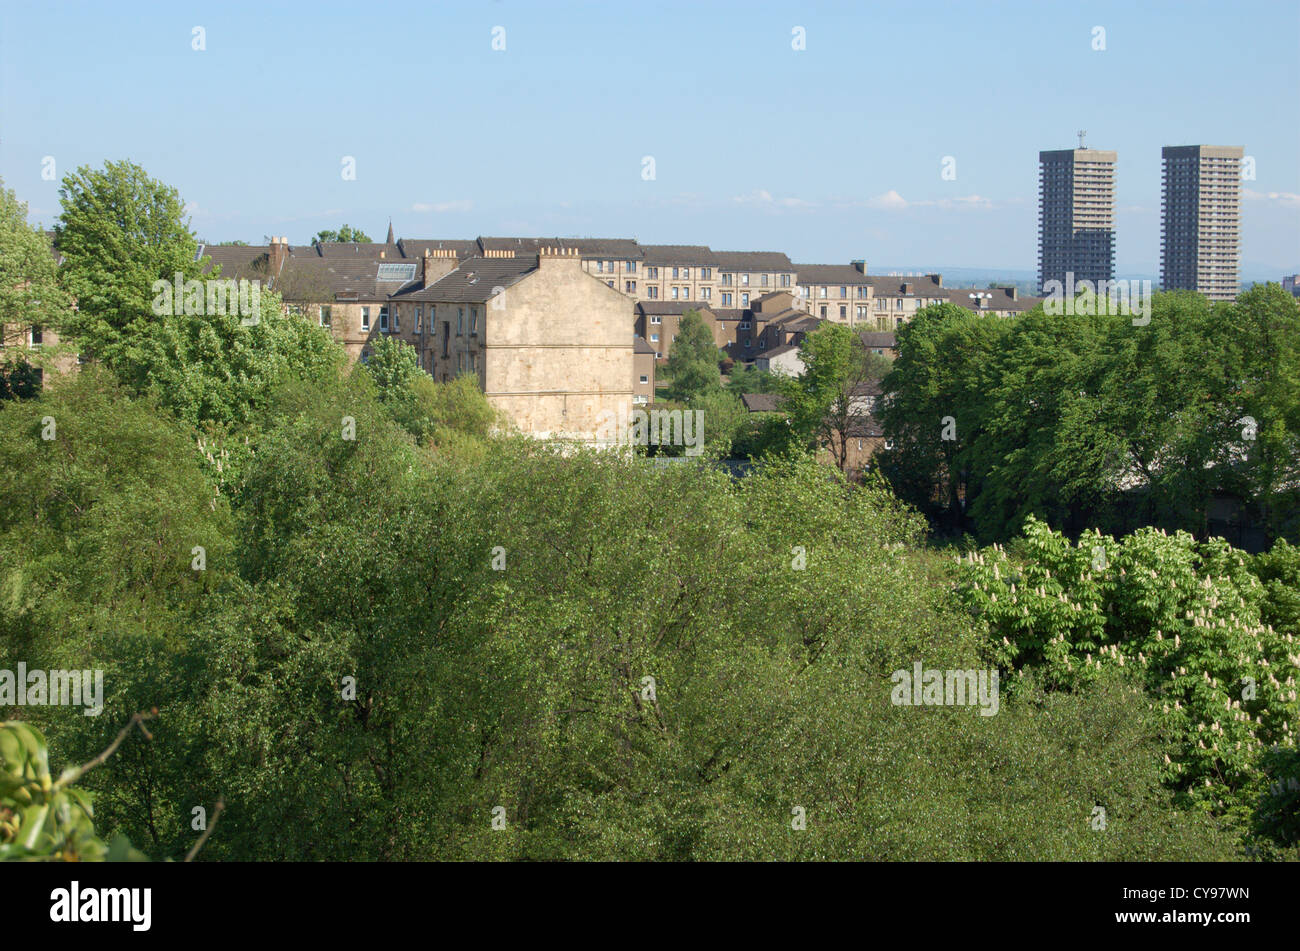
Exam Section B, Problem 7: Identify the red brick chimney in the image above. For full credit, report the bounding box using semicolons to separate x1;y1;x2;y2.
268;236;288;279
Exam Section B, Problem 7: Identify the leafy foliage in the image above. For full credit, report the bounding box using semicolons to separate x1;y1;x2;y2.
313;225;372;245
957;518;1300;852
662;310;721;403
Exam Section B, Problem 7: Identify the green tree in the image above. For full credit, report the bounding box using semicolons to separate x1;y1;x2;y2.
313;225;372;245
1;178;73;399
362;335;421;400
877;302;1008;534
780;323;890;474
662;309;721;403
54;160;205;389
725;363;781;397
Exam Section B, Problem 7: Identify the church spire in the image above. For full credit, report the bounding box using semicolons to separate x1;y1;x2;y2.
386;219;395;244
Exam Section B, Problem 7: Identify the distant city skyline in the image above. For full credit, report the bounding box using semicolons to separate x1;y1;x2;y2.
2;0;1296;275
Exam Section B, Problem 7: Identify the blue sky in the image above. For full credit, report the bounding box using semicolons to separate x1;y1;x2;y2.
2;0;1297;276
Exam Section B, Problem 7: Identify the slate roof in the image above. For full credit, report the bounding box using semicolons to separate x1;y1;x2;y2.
313;241;403;260
635;301;715;316
276;247;420;300
741;393;784;412
794;263;871;284
858;331;898;349
398;239;479;260
199;245;273;281
946;286;1040;311
404;255;539;303
713;251;794;271
640;244;717;266
869;274;946;295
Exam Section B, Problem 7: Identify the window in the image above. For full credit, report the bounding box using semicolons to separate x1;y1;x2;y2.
876;299;886;311
781;274;791;287
721;293;732;306
604;261;613;273
682;287;690;300
607;280;614;288
393;309;400;333
840;306;847;319
740;293;749;307
647;267;659;279
682;268;690;280
739;321;751;330
29;326;43;346
625;260;637;273
650;333;659;342
651;315;662;324
701;287;711;300
672;267;679;279
896;299;903;310
361;307;371;331
819;287;828;298
442;322;450;356
741;274;749;286
761;274;769;287
759;339;766;349
820;305;827;317
596;261;605;273
701;267;712;279
672;287;679;300
647;286;659;299
857;286;869;299
625;281;636;292
722;273;733;286
415;306;422;333
839;287;847;298
655;352;662;359
457;307;464;334
745;339;751;348
319;306;332;328
469;307;478;335
379;307;390;332
639;375;648;384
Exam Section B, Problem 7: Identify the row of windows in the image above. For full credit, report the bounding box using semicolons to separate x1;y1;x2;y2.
799;285;872;300
344;304;481;336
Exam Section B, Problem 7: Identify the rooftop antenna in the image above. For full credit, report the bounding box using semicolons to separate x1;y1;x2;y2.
1077;129;1087;149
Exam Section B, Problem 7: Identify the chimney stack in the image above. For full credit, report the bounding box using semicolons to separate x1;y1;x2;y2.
268;236;288;278
852;260;867;274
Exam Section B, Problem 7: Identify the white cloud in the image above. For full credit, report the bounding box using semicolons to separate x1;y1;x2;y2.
1243;189;1300;206
412;200;474;213
866;189;909;210
732;189;814;208
861;190;993;211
